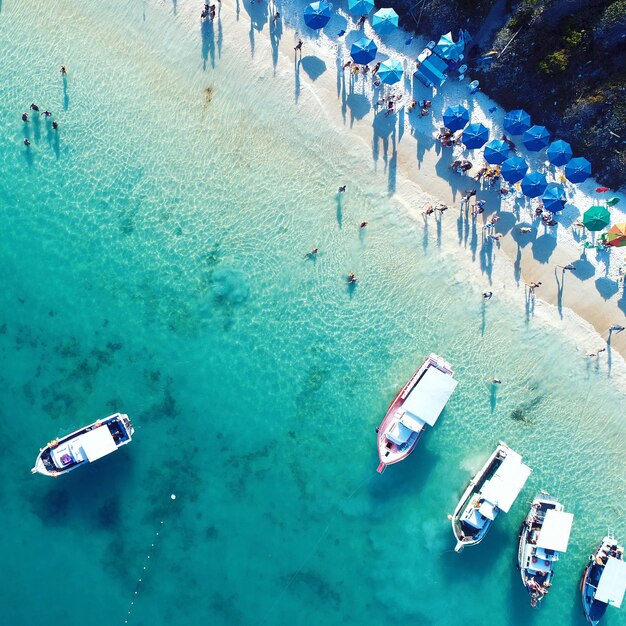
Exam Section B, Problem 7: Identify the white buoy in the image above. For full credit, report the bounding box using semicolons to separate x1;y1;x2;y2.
170;494;176;500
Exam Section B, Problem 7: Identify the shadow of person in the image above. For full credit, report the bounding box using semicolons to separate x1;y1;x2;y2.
217;8;223;59
294;57;301;103
201;18;215;70
172;0;177;14
62;75;69;110
23;143;34;169
335;193;343;229
269;15;282;72
555;268;564;319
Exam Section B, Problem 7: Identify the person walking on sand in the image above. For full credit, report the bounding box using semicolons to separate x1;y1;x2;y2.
294;39;303;55
360;221;368;228
338;185;346;193
527;281;541;294
609;324;625;334
274;11;280;23
519;226;533;234
483;291;493;300
558;264;576;271
423;205;435;216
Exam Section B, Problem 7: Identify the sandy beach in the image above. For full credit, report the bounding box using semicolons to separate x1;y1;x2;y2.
175;0;626;363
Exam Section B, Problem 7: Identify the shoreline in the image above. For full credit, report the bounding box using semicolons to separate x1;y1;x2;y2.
173;1;626;367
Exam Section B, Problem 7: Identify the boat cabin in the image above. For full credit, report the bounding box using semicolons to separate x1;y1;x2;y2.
595;556;626;609
51;426;120;470
528;509;574;571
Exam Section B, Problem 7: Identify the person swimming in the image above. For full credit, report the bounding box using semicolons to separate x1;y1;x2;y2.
347;272;357;284
338;185;346;193
43;111;52;117
360;221;368;228
24;138;31;146
52;121;59;130
21;113;29;122
30;103;40;112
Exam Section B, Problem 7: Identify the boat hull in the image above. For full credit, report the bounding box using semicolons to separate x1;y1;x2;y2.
376;354;454;473
451;443;509;552
31;413;134;477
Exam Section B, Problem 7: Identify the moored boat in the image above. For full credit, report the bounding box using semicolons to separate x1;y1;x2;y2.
581;534;626;625
31;413;134;477
518;492;574;606
376;353;457;473
451;442;531;552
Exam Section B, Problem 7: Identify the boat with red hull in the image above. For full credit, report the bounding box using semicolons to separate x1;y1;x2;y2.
376;353;457;473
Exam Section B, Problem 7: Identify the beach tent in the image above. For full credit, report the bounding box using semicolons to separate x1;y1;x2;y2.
414;58;447;88
582;206;610;231
377;58;403;85
522;125;550;151
462;123;489;149
348;0;374;15
442;105;469;132
503;109;531;135
350;37;377;65
542;183;567;212
604;223;626;247
521;172;547;198
304;2;331;30
547;140;573;166
501;156;528;184
565;157;592;184
371;8;398;35
483;139;510;165
433;32;464;62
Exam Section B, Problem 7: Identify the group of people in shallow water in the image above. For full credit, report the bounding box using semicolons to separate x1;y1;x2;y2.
21;66;64;147
304;185;367;285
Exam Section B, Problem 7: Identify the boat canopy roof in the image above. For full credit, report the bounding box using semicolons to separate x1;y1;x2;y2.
402;366;457;427
79;427;118;462
386;421;413;445
481;451;531;513
536;509;574;552
596;557;626;607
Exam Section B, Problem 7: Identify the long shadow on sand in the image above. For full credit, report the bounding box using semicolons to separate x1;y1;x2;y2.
201;18;215;70
269;15;282;72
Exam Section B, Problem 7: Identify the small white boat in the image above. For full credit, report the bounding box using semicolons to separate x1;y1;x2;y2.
31;413;134;477
376;354;457;473
581;534;626;625
518;492;574;606
451;442;531;552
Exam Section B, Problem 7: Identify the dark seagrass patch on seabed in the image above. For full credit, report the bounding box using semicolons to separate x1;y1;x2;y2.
280;570;342;608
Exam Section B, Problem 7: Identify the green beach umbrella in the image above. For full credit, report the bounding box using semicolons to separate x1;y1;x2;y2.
582;206;610;231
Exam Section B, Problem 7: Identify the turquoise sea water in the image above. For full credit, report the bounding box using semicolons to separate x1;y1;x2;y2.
1;2;624;625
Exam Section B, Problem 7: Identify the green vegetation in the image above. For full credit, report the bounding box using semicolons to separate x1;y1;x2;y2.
563;29;585;48
538;50;569;75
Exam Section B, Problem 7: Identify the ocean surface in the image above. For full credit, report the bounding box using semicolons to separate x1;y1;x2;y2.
0;1;624;625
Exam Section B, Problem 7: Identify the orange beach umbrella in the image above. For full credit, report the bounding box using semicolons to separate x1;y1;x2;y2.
604;222;626;247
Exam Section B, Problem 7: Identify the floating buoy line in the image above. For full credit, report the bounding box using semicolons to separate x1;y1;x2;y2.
123;494;177;624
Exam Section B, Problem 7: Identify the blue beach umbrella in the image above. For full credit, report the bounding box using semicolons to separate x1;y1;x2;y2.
522;125;550;151
501;156;528;184
503;109;531;135
547;140;573;166
304;1;331;30
542;183;567;212
483;139;510;165
462;123;489;149
350;37;378;65
377;58;403;85
521;172;547;198
564;157;592;184
371;8;399;35
348;0;374;15
442;105;469;132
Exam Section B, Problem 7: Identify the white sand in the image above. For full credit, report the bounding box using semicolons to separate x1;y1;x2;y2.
171;0;626;369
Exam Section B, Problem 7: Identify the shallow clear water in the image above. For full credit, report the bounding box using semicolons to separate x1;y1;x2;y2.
0;1;624;625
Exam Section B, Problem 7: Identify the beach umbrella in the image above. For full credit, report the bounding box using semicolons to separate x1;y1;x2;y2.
348;0;374;15
542;183;567;212
521;172;547;198
605;223;626;247
304;1;331;30
350;37;378;65
377;58;403;85
564;157;592;184
500;156;528;184
522;125;550;151
483;139;509;165
371;8;399;35
582;206;610;231
442;104;469;132
503;109;531;135
462;122;489;149
547;140;573;166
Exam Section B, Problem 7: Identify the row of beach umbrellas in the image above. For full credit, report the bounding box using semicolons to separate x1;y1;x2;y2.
304;2;399;34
